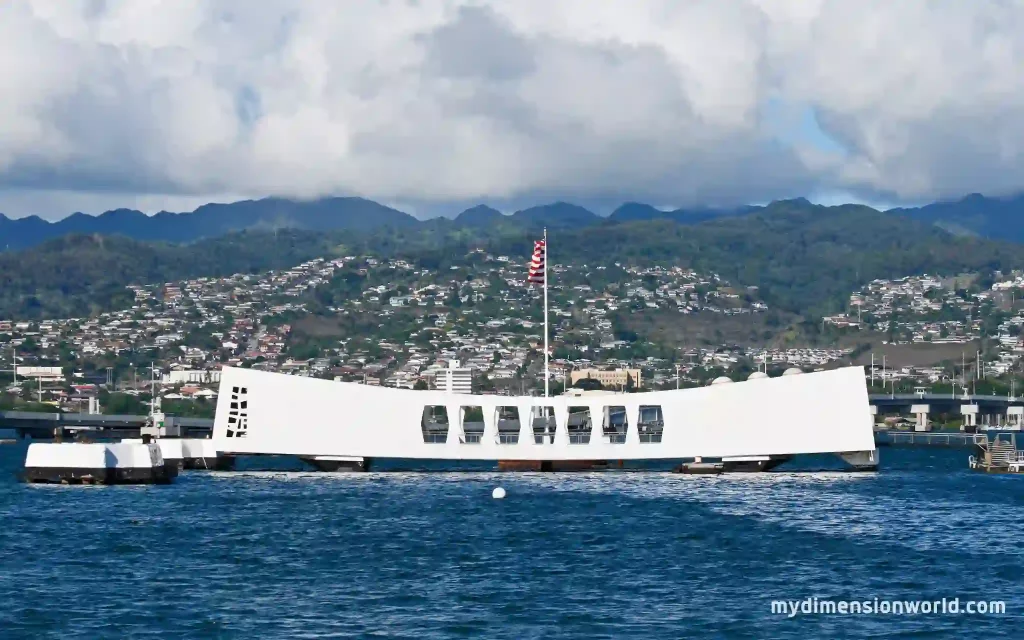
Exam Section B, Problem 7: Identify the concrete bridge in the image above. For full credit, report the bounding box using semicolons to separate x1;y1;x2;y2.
0;411;213;440
868;394;1024;431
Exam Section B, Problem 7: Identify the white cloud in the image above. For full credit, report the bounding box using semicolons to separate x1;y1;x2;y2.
1;0;1023;219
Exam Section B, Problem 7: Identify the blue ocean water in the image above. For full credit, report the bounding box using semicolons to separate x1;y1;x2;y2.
0;444;1022;639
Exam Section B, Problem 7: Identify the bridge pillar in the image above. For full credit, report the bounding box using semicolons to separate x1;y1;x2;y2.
1007;407;1023;429
911;404;930;432
960;404;979;432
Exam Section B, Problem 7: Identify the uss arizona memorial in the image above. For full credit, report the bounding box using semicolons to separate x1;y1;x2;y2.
212;364;879;472
209;231;874;473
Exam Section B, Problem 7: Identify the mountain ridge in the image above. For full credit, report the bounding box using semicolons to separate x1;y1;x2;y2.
3;192;1024;250
890;192;1024;240
0;197;419;249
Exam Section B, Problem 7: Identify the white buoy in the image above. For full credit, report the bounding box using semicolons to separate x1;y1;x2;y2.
492;487;506;500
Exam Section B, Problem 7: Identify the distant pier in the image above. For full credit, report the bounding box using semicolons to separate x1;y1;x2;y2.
874;430;989;448
0;411;213;440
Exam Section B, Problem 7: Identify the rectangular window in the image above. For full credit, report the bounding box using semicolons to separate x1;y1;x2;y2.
567;406;592;444
461;406;484;444
531;406;557;444
496;406;520;444
421;405;450;444
638;405;664;443
603;406;627;443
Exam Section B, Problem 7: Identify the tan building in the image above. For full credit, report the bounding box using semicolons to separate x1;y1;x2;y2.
569;368;641;389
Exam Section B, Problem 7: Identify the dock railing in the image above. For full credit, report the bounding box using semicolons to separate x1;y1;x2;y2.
887;432;987;447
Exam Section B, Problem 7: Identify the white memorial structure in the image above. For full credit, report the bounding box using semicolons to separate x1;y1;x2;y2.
212;364;878;472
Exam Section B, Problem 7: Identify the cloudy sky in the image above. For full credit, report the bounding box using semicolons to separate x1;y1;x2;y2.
2;0;1024;219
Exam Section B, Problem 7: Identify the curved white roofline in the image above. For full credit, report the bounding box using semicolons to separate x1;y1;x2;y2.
212;366;875;462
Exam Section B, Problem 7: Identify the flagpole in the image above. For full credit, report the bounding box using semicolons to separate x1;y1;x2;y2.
543;227;549;398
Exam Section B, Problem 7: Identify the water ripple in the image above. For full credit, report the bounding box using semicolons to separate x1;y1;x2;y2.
0;445;1021;639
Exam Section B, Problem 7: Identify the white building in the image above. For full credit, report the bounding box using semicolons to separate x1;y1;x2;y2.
162;369;222;385
15;366;64;381
443;360;473;394
211;365;877;469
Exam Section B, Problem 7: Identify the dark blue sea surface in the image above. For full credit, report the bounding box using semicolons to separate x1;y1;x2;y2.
1;444;1022;639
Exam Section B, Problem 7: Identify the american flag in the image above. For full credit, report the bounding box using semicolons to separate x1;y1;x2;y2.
527;239;545;284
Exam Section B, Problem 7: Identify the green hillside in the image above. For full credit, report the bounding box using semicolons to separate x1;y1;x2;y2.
0;231;336;319
1;199;1021;319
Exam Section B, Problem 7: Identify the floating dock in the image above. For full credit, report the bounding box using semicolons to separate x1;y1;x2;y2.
123;437;235;471
22;441;177;485
298;455;366;472
969;433;1024;474
675;455;795;474
123;437;183;474
182;438;235;470
876;430;988;448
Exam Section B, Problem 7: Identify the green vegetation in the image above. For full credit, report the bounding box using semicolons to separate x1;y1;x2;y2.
162;398;216;419
545;201;1024;315
0;231;337;319
4;199;1024;321
99;391;149;415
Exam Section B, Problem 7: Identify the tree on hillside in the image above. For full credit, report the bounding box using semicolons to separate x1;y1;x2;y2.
574;375;603;391
101;391;147;415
